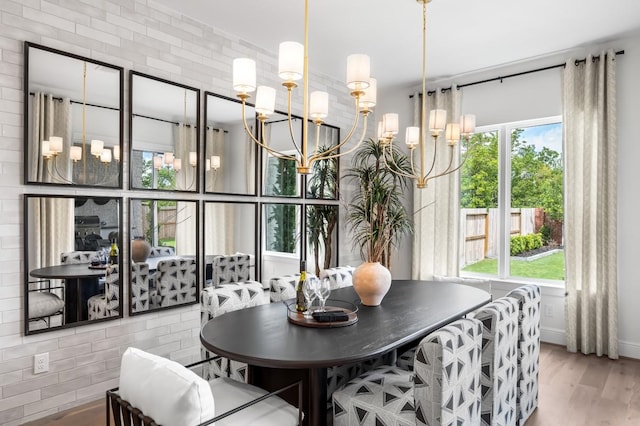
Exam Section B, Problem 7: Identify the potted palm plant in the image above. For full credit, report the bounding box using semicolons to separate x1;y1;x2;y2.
345;138;413;305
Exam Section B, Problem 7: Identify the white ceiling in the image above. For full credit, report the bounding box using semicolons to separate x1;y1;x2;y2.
155;0;640;89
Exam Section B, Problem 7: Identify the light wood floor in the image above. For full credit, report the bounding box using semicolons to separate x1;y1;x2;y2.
24;343;640;426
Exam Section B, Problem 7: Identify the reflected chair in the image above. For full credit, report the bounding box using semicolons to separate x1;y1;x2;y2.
200;281;268;382
27;280;65;331
269;273;316;302
320;266;355;290
60;250;99;264
130;263;150;313
506;285;541;425
107;347;301;426
148;246;176;258
333;318;483;426
210;254;252;287
87;264;119;320
151;258;196;307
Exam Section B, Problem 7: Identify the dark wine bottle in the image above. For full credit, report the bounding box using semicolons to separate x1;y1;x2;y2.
295;260;307;312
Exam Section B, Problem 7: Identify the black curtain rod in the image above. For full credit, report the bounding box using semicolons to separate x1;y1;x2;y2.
28;92;119;111
206;126;229;134
411;50;625;97
132;113;196;128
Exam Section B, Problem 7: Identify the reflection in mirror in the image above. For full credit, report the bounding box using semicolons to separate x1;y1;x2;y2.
306;205;339;276
25;43;123;188
129;198;198;315
24;195;122;334
130;72;200;192
306;124;340;199
204;93;257;195
261;112;302;197
261;203;301;285
204;202;257;286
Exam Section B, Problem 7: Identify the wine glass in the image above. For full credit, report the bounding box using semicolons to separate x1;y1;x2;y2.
303;277;318;318
316;277;331;312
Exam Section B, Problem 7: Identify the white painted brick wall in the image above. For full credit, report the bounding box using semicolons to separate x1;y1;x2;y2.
0;0;369;424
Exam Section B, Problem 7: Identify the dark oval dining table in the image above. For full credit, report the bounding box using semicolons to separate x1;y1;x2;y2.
200;279;491;426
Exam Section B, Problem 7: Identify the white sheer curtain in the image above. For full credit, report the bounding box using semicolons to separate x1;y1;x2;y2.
412;88;462;280
174;123;197;191
563;50;618;359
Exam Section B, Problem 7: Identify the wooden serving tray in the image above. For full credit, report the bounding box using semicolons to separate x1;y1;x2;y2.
287;305;358;328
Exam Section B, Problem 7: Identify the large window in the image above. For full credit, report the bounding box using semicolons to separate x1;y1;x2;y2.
460;117;564;282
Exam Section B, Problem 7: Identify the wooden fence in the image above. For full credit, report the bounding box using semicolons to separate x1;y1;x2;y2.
461;207;541;266
141;205;177;240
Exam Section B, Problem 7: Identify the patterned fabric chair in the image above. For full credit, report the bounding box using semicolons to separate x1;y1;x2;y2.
87;264;119;320
151;259;197;307
320;266;355;290
506;285;541;426
333;317;483;426
130;263;150;313
60;250;99;264
148;246;176;257
200;281;268;382
468;297;519;426
269;273;316;302
210;254;252;286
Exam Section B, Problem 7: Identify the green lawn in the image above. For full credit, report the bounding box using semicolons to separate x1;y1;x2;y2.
462;251;565;280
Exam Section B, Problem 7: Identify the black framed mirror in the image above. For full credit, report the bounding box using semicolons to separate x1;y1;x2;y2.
305;204;339;276
24;194;123;335
130;72;200;192
204;201;258;287
305;123;340;200
129;198;199;315
24;42;123;188
261;202;302;284
204;93;257;195
261;112;303;198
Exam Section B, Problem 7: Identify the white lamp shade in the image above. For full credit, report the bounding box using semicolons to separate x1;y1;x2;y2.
113;145;120;161
428;109;447;133
211;155;221;170
309;91;329;119
255;86;276;116
460;114;476;135
189;151;197;166
173;158;182;171
233;58;256;93
70;146;82;161
359;77;377;110
90;139;104;157
153;155;163;169
382;113;399;136
445;122;461;144
164;152;174;165
278;41;304;81
405;127;420;147
41;140;51;157
48;136;63;154
101;148;112;163
346;54;371;90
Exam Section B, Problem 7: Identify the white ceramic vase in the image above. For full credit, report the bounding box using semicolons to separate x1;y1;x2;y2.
352;261;392;306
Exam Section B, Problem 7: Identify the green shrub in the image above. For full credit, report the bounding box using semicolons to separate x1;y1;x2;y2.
510;233;543;256
539;225;552;245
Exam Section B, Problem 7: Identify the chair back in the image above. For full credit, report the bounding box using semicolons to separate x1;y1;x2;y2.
413;317;483;425
506;284;541;425
105;264;120;316
320;266;355;290
130;263;150;313
60;250;99;264
211;254;252;286
469;297;519;426
155;258;196;307
149;246;175;257
269;273;317;302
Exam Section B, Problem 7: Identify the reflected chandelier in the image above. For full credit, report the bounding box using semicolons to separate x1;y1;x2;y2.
231;0;375;174
378;0;476;189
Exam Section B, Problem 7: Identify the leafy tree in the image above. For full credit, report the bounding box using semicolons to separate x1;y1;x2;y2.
267;157;298;253
141;158;175;190
461;131;499;208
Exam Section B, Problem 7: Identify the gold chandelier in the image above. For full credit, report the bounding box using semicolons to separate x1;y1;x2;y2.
378;0;476;189
231;0;375;174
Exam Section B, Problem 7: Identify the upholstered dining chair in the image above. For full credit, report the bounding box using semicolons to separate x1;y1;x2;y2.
87;264;119;320
107;347;301;426
130;263;150;313
506;284;541;426
27;280;65;330
210;253;252;286
151;258;197;307
200;281;268;382
468;297;519;426
320;265;355;290
269;273;317;302
148;246;175;257
60;250;99;264
332;317;483;426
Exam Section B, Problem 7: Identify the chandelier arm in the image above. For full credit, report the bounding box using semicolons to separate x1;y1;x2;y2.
408;146;419;177
423;143;469;186
381;142;415;180
320;97;365;156
311;112;369;161
240;101;296;161
286;88;303;158
422;135;440;179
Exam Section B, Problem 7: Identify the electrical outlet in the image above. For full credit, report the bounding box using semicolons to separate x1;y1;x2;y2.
34;352;49;374
544;305;553;318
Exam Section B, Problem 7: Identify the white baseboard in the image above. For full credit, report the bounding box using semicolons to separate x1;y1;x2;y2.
541;326;566;346
619;340;640;359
